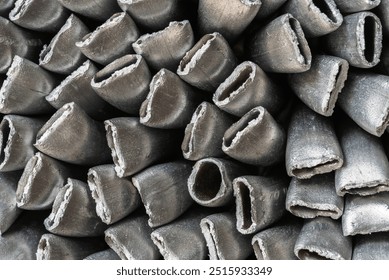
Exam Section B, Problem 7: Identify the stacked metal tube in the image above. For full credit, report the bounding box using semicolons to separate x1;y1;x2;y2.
1;0;389;261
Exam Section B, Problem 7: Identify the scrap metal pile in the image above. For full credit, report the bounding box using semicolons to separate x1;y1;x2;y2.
1;0;389;260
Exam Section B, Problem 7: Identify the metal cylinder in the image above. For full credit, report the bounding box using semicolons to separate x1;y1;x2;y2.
35;102;111;165
352;232;389;260
248;13;311;73
222;106;285;166
288;55;349;117
325;12;382;68
334;0;381;13
76;12;139;66
58;0;120;21
255;0;287;20
177;32;237;92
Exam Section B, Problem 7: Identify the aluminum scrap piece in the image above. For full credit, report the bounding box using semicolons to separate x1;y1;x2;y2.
182;101;235;161
151;209;210;260
57;0;120;21
133;20;194;71
342;192;389;236
255;0;287;20
87;164;141;225
36;233;106;260
213;61;285;117
200;212;253;260
252;223;302;260
104;213;160;260
248;13;311;73
132;161;193;228
9;0;69;32
34;102;111;166
16;152;70;210
0;171;22;235
337;72;389;137
177;32;237;92
0;114;45;172
0;16;42;73
335;117;389;196
117;0;182;31
222;106;285;166
286;174;344;219
325;12;382;68
140;68;203;129
84;249;120;260
187;157;247;207
288;55;349;117
352;232;389;260
232;175;288;234
44;178;107;237
0;212;46;260
197;0;261;42
104;117;179;178
377;0;389;35
294;217;352;260
283;0;343;37
46;60;116;121
39;14;89;75
334;0;381;13
285;104;343;179
76;12;139;66
0;55;56;115
91;54;151;115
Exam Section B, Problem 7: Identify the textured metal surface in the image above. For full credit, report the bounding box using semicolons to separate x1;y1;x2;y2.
334;0;381;13
352;232;389;260
58;0;120;21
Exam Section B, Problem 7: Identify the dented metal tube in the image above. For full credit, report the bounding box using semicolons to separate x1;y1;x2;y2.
334;0;381;13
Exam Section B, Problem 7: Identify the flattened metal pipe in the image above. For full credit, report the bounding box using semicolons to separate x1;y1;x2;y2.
255;0;287;20
352;232;389;260
288;55;349;117
105;214;160;260
151;210;209;260
182;102;235;161
285;104;343;179
0;171;22;235
200;212;252;260
117;0;181;31
337;72;389;137
39;14;89;75
44;178;107;237
87;164;141;225
16;152;70;210
57;0;120;21
197;0;261;42
0;212;45;259
334;0;381;13
0;115;45;172
0;55;56;115
35;102;111;165
252;224;302;260
233;176;287;234
104;117;178;177
294;217;352;260
140;68;202;129
84;249;120;260
283;0;342;37
132;161;193;228
91;54;151;115
9;0;69;32
188;158;246;207
177;32;237;92
342;193;389;236
0;16;42;73
377;0;389;35
133;20;194;71
76;12;139;66
37;234;106;260
213;61;285;117
248;14;311;73
46;60;115;120
222;106;285;166
335;118;389;196
325;12;382;68
286;174;343;219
